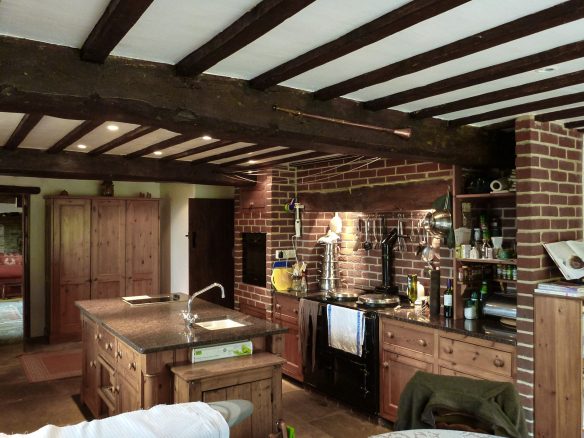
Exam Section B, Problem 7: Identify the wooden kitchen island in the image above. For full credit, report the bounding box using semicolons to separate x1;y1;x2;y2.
76;297;287;434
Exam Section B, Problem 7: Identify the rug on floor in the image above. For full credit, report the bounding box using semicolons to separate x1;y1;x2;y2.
0;299;22;344
20;349;82;383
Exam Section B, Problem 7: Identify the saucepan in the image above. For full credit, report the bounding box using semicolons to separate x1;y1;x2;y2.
422;210;452;237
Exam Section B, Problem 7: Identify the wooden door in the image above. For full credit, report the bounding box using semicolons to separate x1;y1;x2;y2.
50;198;91;342
91;199;126;299
81;316;100;417
379;349;434;422
125;200;159;296
116;375;141;414
188;199;234;308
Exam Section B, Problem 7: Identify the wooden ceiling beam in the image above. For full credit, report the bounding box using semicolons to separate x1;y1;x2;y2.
249;0;469;90
565;119;584;129
412;70;584;119
125;133;199;158
222;148;299;167
176;0;316;76
3;113;42;150
365;40;584;111
88;126;157;155
449;91;584;127
189;144;268;166
535;106;584;123
314;0;584;101
161;139;234;161
81;0;154;63
46;119;103;153
0;147;247;186
0;36;509;167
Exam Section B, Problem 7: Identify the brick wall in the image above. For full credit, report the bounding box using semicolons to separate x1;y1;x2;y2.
515;116;583;435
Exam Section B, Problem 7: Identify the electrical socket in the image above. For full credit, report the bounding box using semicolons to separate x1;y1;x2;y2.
275;249;296;259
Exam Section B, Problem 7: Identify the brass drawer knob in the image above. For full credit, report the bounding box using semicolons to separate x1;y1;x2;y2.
128;362;136;371
385;331;394;339
275;304;281;310
116;350;122;358
417;339;427;347
444;346;453;354
293;308;298;314
98;333;103;340
107;342;113;350
493;358;505;368
94;334;99;340
383;361;389;368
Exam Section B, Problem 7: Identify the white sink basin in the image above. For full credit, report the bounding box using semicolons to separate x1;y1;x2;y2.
195;318;245;330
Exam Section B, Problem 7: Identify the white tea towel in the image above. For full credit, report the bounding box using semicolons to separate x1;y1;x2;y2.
327;304;365;356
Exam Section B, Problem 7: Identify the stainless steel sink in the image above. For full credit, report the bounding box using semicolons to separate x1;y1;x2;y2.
195;318;245;330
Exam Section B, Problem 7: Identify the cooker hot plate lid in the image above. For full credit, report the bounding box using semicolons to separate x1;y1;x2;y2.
357;294;400;307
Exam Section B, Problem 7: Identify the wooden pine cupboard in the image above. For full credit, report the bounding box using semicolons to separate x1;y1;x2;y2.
47;196;159;343
272;293;303;382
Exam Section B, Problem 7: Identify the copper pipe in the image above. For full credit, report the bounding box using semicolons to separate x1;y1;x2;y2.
273;105;412;139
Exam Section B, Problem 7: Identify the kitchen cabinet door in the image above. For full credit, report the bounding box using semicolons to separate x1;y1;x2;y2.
81;316;100;418
91;199;126;299
125;200;159;296
116;375;141;414
273;294;303;381
49;198;91;343
379;349;433;422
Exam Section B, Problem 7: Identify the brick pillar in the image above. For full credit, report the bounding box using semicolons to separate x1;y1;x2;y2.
515;116;583;435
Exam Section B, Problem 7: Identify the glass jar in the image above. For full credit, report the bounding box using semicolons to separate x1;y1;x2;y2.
464;299;478;320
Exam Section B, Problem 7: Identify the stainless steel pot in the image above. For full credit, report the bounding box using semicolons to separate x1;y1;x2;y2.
422;210;452;237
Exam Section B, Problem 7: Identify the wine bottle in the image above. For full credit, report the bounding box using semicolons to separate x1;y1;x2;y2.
444;278;453;318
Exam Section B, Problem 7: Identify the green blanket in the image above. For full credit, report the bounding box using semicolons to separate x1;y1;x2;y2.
394;371;527;438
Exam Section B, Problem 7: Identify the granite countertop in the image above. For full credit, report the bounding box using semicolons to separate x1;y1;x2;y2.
76;297;287;354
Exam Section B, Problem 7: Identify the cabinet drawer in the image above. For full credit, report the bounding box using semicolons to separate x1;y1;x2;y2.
273;295;299;319
438;337;513;378
116;341;141;389
381;319;434;356
97;327;116;362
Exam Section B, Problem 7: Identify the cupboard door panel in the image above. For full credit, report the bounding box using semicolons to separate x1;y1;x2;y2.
125;200;159;296
91;200;126;299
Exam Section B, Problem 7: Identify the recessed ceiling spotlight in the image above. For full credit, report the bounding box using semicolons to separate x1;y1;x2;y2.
153;151;163;156
202;135;212;141
77;144;87;149
248;160;257;164
107;124;119;131
247;171;253;174
537;66;558;73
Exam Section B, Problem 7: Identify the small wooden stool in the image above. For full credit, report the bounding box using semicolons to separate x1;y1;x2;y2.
171;352;286;438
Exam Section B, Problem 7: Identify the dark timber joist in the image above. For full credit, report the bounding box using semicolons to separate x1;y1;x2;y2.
449;91;584;127
47;119;103;153
412;70;584;119
223;148;304;167
0;36;508;167
0;148;247;186
189;144;269;166
314;0;584;101
0;185;40;195
161;139;234;161
125;133;199;158
177;0;316;76
535;106;584;123
2;113;42;150
365;40;584;111
565;119;584;129
89;126;156;155
81;0;154;63
249;0;469;90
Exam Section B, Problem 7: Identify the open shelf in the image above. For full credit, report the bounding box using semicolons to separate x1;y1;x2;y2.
456;258;517;266
456;192;516;200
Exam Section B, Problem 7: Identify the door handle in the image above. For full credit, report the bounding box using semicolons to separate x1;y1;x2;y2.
186;232;196;249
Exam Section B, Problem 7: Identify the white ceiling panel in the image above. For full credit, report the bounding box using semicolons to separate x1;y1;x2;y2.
113;0;261;64
65;122;138;152
0;113;25;146
173;142;255;162
19;116;84;150
0;0;109;48
147;137;218;158
238;150;315;166
210;146;284;164
105;129;180;155
471;101;584;128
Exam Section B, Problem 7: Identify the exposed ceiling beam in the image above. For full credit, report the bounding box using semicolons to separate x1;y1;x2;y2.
81;0;154;63
189;144;269;166
412;70;584;119
225;149;314;167
314;0;584;101
46;119;103;153
365;40;584;111
2;113;42;150
0;148;250;186
449;91;584;126
246;151;327;169
0;185;41;194
124;133;199;158
0;36;509;166
176;0;316;76
565;119;584;129
161;139;234;161
88;126;157;155
249;0;469;90
535;106;584;123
